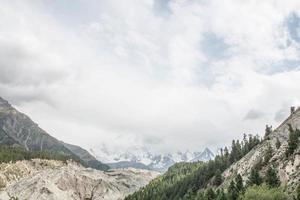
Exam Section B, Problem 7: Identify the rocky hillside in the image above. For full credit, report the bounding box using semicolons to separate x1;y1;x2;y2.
126;107;300;199
221;107;300;195
0;159;158;200
0;97;108;170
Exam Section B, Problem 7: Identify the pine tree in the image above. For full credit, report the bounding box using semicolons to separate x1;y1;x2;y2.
242;134;249;155
227;180;238;200
286;124;299;157
247;167;262;186
235;174;244;193
275;138;281;149
205;188;216;200
264;125;272;139
236;140;242;160
264;144;273;164
213;169;223;186
216;189;227;200
230;140;237;163
195;191;205;200
265;166;280;188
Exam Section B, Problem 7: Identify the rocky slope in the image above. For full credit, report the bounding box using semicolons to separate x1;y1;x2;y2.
221;107;300;195
0;159;158;200
0;96;108;170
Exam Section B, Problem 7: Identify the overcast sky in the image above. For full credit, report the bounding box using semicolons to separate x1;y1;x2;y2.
1;0;300;153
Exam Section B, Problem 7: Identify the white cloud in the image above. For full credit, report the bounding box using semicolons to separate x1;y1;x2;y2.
1;0;300;154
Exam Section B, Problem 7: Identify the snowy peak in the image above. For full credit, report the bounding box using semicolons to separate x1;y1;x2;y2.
91;146;215;172
190;148;215;162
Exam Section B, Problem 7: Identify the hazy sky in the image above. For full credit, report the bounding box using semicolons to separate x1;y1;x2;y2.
1;0;300;153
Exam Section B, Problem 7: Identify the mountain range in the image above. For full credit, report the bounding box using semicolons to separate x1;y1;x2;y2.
91;146;215;172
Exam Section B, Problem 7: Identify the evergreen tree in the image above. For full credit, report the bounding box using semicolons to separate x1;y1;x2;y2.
275;138;281;149
227;180;238;200
236;140;243;160
213;169;223;186
195;191;205;200
230;140;237;163
286;124;299;157
205;188;216;200
235;174;244;193
242;134;249;155
265;166;280;188
247;167;262;186
264;144;273;164
264;125;272;139
216;189;227;200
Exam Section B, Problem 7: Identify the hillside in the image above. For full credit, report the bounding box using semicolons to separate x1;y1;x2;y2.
0;159;158;200
0;97;109;170
221;107;300;194
126;107;300;200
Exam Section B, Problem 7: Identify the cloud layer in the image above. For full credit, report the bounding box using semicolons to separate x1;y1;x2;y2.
1;0;300;153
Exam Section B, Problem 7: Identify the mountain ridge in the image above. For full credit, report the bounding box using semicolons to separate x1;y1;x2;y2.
0;96;109;170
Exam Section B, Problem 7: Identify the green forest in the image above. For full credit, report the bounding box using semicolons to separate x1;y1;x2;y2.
0;145;74;163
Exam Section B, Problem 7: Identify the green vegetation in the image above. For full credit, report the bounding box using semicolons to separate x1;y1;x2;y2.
0;145;109;171
296;184;300;200
263;144;273;164
264;166;280;188
275;138;281;149
240;185;288;200
0;145;73;164
285;124;300;157
264;125;272;139
125;134;261;200
247;167;262;186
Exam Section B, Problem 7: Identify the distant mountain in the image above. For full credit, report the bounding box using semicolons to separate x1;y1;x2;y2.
190;147;215;162
91;146;214;172
61;142;109;170
0;96;109;171
108;161;150;170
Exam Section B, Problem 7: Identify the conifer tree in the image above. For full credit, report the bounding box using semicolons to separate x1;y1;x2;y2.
235;174;244;193
275;138;281;149
264;144;273;164
286;124;299;157
227;180;238;200
213;169;223;186
264;125;272;139
265;166;280;188
205;188;216;200
216;189;227;200
247;167;262;186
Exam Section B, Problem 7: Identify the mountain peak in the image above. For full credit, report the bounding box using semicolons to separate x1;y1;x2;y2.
0;96;11;107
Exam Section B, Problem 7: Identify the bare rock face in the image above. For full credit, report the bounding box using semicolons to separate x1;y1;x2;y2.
0;159;159;200
221;108;300;195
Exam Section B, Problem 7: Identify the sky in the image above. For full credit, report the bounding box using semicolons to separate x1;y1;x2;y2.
1;0;300;154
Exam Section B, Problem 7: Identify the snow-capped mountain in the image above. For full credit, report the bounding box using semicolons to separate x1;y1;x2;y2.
190;148;215;162
90;145;215;172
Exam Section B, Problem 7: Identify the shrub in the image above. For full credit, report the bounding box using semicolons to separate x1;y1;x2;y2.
240;185;288;200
